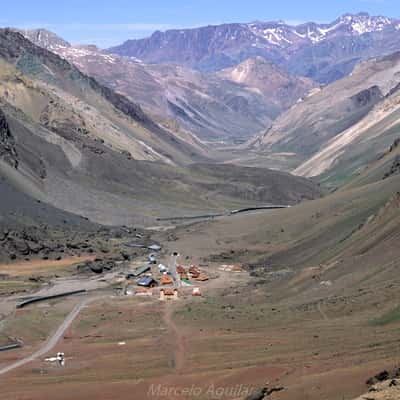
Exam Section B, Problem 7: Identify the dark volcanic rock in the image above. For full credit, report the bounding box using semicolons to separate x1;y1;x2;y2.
0;108;18;168
77;259;118;274
0;230;9;241
27;242;45;254
89;263;104;274
9;238;30;256
245;386;285;399
389;138;400;152
350;86;382;107
383;155;400;179
367;367;400;385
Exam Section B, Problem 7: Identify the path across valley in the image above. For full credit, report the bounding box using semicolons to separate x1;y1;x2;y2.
156;205;290;222
0;297;96;376
163;304;186;373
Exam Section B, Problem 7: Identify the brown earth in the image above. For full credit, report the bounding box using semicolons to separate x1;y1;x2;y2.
1;259;399;400
0;157;399;400
0;256;96;277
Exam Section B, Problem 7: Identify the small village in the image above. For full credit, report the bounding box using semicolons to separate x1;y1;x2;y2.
123;250;242;301
33;249;245;370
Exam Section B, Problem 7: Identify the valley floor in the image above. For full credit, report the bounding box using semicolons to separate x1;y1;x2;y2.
1;173;400;400
0;246;399;399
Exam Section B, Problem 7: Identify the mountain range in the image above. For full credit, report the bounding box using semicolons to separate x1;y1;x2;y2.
11;13;400;194
109;13;400;83
9;14;400;184
18;29;314;141
0;28;321;229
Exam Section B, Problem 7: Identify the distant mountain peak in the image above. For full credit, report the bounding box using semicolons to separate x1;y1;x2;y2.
225;56;281;78
219;56;315;108
336;12;393;34
14;28;71;51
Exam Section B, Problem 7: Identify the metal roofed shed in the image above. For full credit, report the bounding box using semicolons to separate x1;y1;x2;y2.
137;276;158;288
126;265;151;279
148;244;162;251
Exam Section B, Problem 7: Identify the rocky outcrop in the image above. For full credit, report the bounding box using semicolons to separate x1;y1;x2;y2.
353;380;400;400
389;138;400;152
382;139;400;179
245;386;284;400
383;155;400;179
352;369;400;400
0;224;145;263
367;368;400;386
0;108;18;168
350;85;383;107
76;258;117;274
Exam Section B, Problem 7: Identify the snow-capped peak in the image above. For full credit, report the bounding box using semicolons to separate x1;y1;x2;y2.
338;13;392;34
246;13;396;48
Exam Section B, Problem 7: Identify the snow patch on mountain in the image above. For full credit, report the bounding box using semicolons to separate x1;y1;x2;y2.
246;13;396;47
344;14;392;34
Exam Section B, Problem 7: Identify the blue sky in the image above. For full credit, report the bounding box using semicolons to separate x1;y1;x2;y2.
1;0;399;47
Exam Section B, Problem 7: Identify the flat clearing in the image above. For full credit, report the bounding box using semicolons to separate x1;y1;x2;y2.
0;256;96;277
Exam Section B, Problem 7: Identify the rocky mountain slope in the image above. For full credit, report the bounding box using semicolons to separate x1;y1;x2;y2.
0;29;322;226
108;13;400;83
218;56;315;109
17;29;300;141
0;29;206;166
291;56;400;185
17;28;70;50
0;96;321;226
250;51;400;178
339;139;400;190
293;86;400;184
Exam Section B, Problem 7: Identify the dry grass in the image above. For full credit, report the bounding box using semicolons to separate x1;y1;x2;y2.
0;256;95;277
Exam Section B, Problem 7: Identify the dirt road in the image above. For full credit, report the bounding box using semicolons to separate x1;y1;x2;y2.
163;304;186;373
317;301;329;321
0;296;96;376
